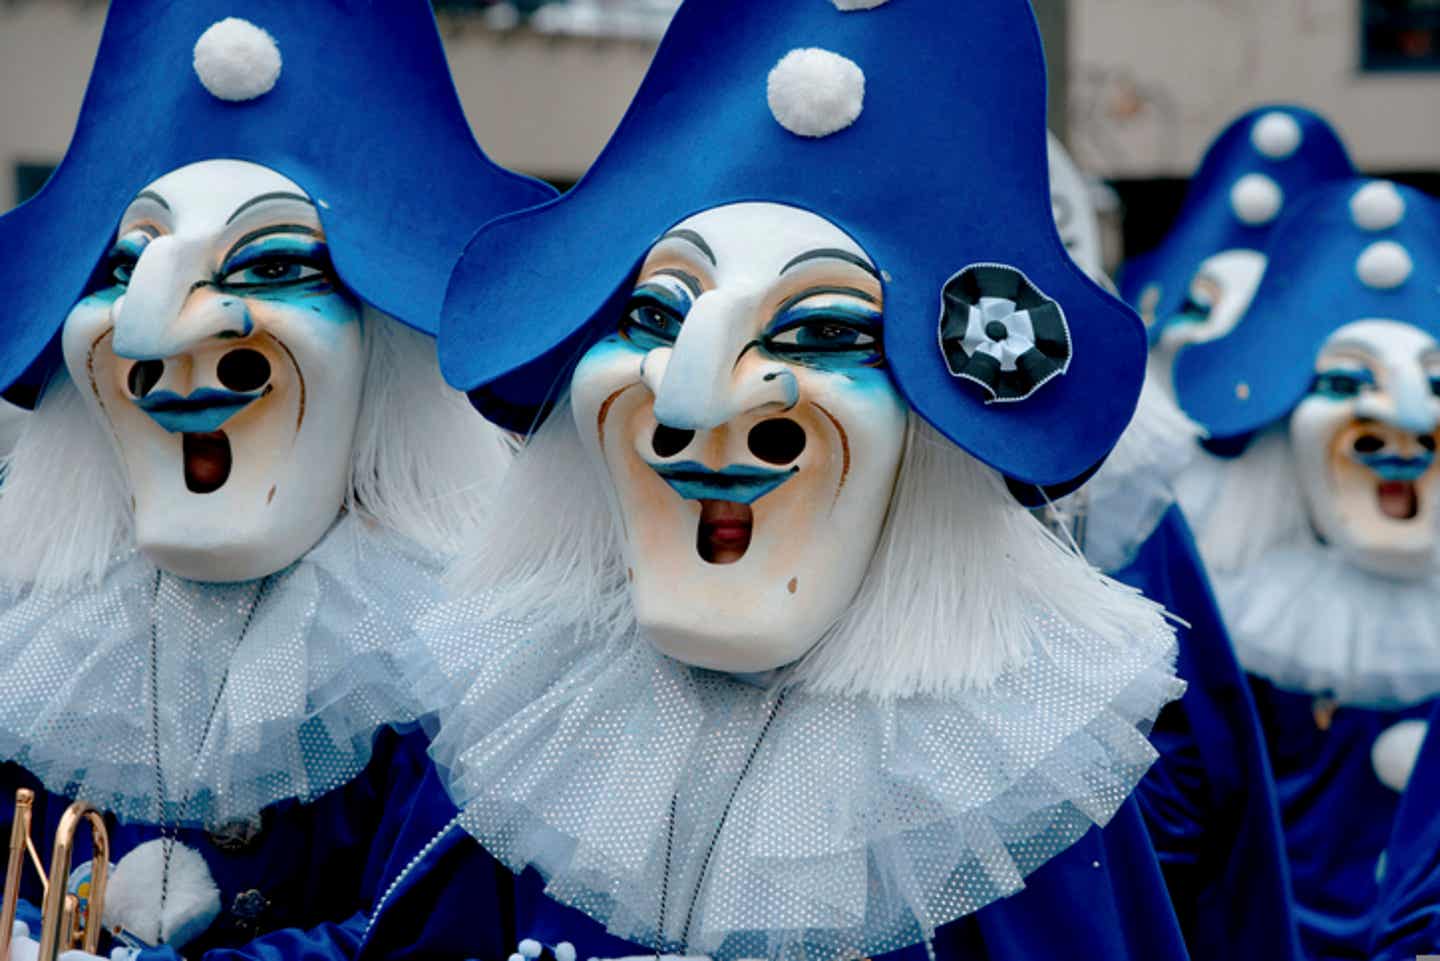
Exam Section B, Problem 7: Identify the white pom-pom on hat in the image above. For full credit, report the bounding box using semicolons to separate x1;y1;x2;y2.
1231;173;1284;226
1251;111;1303;160
518;940;543;959
832;0;891;9
1357;241;1414;290
555;943;578;961
768;48;865;139
193;18;282;103
1351;181;1407;232
1372;720;1428;792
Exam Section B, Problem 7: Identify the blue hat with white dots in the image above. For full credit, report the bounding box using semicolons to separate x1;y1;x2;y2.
1119;105;1353;345
0;0;555;406
1176;179;1440;439
441;0;1152;492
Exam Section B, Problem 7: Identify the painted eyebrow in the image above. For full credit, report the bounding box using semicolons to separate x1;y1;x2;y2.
132;190;170;211
646;267;703;297
222;223;322;264
225;191;314;226
775;285;879;317
656;229;716;266
1320;340;1381;363
779;248;882;283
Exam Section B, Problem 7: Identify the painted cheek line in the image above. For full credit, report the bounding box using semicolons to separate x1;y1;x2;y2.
812;401;850;511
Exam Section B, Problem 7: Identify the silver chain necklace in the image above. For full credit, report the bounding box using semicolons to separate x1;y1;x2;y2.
146;570;272;944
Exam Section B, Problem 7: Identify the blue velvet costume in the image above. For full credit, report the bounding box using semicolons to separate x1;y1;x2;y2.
1370;700;1440;959
1120;507;1301;961
5;727;431;961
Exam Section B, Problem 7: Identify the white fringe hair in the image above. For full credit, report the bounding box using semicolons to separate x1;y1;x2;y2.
0;308;510;589
452;398;1171;700
1178;426;1309;575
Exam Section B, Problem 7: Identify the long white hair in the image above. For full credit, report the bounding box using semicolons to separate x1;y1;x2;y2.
451;398;1171;700
0;309;510;588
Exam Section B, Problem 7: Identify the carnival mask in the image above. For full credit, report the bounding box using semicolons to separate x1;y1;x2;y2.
1153;249;1266;388
570;203;907;672
1290;319;1440;578
61;160;366;582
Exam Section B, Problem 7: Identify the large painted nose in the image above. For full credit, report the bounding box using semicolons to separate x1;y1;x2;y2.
644;289;798;431
1358;363;1440;436
111;236;253;360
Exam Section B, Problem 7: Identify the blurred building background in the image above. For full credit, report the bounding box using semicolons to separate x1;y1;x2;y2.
1;0;1437;263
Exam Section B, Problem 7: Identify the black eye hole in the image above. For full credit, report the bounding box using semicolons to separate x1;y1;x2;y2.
216;348;272;393
748;418;807;466
1420;435;1437;453
127;360;164;399
652;425;694;458
1429;377;1440;398
1175;294;1213;321
1353;433;1387;454
619;295;685;352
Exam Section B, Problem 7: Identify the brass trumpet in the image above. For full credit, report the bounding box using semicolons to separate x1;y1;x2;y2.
0;789;110;961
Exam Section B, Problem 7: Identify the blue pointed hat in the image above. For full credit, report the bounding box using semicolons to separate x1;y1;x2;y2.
0;0;555;405
1118;105;1353;344
441;0;1149;490
1175;179;1440;440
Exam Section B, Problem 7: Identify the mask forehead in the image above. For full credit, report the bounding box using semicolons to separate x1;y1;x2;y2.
1320;318;1440;370
657;202;873;284
129;160;314;235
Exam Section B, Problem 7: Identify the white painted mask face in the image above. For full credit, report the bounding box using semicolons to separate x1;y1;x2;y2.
1290;319;1440;578
1151;249;1267;391
61;160;366;582
570;202;908;673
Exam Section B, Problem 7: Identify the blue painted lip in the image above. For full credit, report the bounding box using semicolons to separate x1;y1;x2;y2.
649;460;798;505
134;388;263;434
1355;451;1434;483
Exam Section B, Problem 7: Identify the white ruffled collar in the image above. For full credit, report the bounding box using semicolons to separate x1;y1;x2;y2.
1207;534;1440;708
419;600;1181;960
0;513;438;828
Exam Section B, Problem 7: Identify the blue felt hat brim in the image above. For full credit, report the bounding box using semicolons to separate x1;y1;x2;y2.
442;0;1146;489
0;0;555;404
1175;181;1440;439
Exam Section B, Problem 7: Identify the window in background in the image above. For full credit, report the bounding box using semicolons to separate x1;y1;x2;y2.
1363;0;1440;71
14;163;56;205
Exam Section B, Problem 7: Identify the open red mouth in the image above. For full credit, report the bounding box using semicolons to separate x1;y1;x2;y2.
697;499;753;565
1378;480;1420;521
183;431;232;494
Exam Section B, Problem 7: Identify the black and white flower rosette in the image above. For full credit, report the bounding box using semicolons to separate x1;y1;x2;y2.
939;263;1073;403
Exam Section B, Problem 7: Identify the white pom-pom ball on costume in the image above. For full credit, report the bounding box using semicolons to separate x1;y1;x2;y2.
1351;181;1407;232
832;0;891;9
1357;241;1414;290
768;48;865;139
193;18;282;102
518;939;544;959
102;839;221;950
1372;719;1428;792
1251;112;1303;160
1230;174;1284;226
555;943;578;961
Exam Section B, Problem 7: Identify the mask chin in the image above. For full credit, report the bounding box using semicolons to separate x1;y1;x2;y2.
1292;410;1440;579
